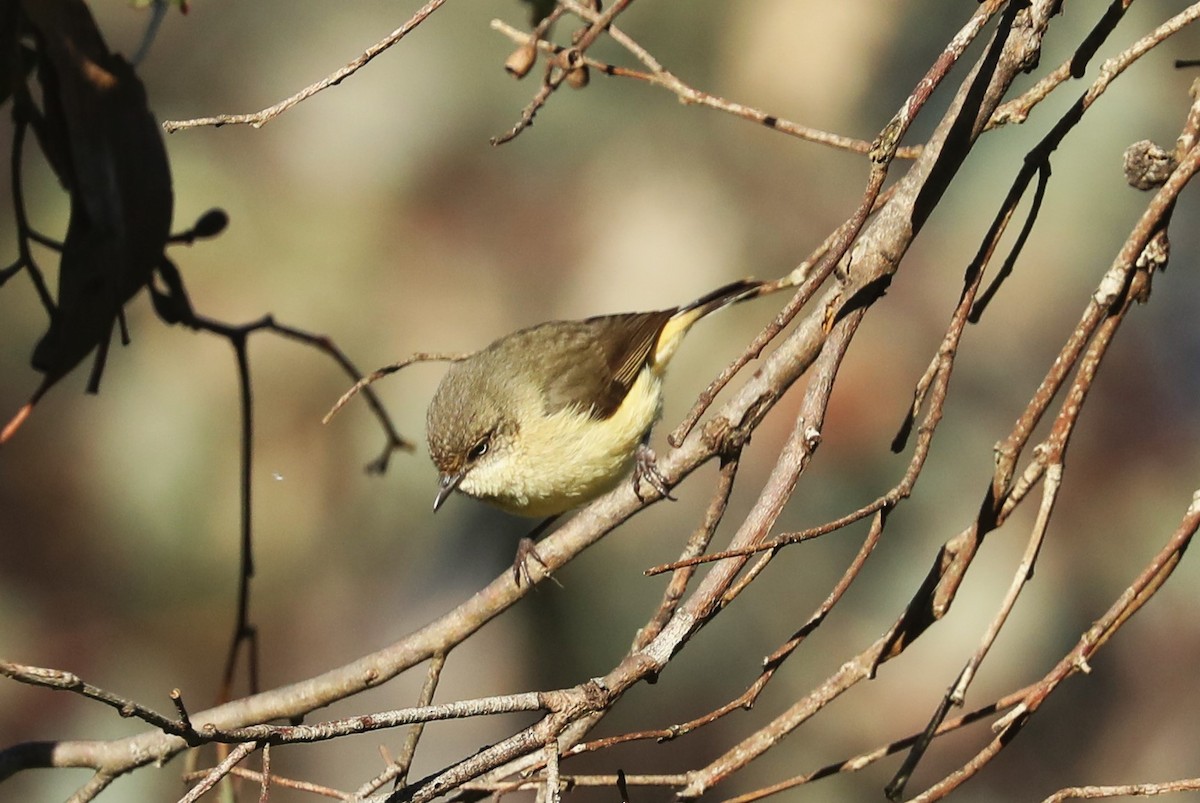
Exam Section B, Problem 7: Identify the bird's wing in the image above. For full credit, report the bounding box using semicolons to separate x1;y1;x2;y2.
538;311;672;420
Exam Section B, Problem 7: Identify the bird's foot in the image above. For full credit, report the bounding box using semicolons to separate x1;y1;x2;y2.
632;443;675;502
512;536;562;588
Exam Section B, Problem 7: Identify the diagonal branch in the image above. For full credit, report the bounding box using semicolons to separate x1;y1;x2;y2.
162;0;450;133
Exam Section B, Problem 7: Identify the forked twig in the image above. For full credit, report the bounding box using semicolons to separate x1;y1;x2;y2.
490;15;923;159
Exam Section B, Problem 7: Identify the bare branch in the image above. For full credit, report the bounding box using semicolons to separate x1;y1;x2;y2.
490;15;923;159
178;741;260;803
323;352;468;426
162;0;450;132
1041;777;1200;802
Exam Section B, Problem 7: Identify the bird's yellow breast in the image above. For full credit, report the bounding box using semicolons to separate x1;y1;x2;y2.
459;367;664;517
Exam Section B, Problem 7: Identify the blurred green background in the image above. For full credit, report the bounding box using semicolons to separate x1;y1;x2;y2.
2;2;1200;801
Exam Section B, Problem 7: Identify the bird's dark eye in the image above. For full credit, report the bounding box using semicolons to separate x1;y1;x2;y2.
467;437;490;461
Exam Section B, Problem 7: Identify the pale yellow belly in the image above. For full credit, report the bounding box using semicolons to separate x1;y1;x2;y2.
461;369;663;517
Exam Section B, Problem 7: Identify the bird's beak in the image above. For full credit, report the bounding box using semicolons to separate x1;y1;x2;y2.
433;471;465;512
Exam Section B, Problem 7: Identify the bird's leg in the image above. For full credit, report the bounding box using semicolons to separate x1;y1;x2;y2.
632;439;675;502
514;514;562;587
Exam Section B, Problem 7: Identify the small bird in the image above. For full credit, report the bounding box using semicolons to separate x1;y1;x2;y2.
426;279;762;520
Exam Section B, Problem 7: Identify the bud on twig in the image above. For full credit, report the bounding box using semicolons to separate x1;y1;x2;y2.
566;64;590;89
557;48;589;89
1123;140;1175;190
505;41;537;78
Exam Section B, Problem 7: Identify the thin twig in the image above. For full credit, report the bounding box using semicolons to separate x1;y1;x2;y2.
258;742;272;803
0;661;192;739
181;765;348;800
543;740;561;803
3;114;56;313
162;0;450;132
264;319;415;471
645;501;883;575
178;741;260;803
349;653;448;799
323;352;468;427
170;689;194;736
491;0;636;145
459;773;691;794
491;16;923;159
1041;778;1200;801
635;454;740;650
197;690;548;745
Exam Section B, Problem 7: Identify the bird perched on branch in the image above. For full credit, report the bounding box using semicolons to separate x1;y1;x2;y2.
426;279;764;520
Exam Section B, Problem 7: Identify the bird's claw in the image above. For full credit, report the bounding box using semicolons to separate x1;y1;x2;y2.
512;536;562;588
632;443;675;502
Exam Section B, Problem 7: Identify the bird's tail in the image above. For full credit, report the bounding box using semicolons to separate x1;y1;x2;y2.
654;279;764;366
677;278;764;320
